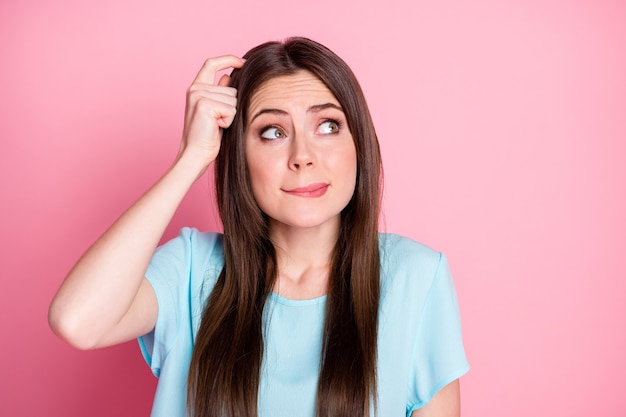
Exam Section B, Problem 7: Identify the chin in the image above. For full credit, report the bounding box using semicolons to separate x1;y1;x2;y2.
270;213;341;231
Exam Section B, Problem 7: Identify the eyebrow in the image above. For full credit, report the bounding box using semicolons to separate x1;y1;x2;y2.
249;103;343;123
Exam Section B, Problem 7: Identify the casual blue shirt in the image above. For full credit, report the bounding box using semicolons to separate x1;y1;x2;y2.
139;228;469;416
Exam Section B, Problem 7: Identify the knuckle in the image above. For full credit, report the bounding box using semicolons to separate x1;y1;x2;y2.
203;57;219;69
187;84;202;93
195;98;212;109
187;88;206;103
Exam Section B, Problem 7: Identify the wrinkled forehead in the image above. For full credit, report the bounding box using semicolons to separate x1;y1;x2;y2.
246;70;341;122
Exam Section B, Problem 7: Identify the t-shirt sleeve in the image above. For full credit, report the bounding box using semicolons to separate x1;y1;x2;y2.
138;228;196;378
407;253;470;412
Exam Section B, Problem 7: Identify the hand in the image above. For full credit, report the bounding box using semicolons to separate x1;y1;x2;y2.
177;55;245;174
48;55;245;350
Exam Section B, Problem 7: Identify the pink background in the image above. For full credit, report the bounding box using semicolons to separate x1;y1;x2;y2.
1;0;625;415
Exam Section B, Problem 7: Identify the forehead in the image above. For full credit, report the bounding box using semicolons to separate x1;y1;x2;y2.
248;71;340;114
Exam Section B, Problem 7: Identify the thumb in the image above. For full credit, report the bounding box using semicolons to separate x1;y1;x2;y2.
218;74;231;87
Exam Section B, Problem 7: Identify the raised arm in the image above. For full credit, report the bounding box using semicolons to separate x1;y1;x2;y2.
48;55;244;350
411;379;461;417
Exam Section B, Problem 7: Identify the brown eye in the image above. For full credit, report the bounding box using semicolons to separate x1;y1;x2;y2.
318;120;340;134
260;126;286;140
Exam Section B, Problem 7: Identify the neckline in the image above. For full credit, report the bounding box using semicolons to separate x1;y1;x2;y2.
269;291;327;306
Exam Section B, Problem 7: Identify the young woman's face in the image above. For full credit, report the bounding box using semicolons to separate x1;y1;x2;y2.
245;71;357;233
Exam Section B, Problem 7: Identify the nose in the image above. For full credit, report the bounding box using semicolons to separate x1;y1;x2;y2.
288;134;315;170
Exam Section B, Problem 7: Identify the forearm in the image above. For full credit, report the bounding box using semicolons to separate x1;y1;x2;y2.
49;55;243;349
48;153;204;349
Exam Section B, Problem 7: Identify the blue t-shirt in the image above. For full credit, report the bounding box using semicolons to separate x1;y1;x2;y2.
139;228;469;417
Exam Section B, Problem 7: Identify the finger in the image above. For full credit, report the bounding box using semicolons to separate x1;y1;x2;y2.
187;90;238;112
193;55;244;85
218;74;231;88
188;83;237;97
217;114;235;129
210;103;237;129
191;96;237;128
184;87;237;129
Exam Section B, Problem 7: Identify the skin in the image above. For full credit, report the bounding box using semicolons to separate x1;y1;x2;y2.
47;55;461;416
48;55;243;349
412;379;460;417
245;71;357;299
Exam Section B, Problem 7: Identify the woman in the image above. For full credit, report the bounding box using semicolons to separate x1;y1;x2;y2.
49;37;469;417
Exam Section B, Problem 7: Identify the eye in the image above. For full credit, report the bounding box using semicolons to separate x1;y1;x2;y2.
318;120;341;134
260;126;286;140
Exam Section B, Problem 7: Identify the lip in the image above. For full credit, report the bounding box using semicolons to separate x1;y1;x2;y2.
282;182;329;198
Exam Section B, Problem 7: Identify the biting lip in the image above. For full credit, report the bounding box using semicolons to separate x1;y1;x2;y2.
282;182;329;197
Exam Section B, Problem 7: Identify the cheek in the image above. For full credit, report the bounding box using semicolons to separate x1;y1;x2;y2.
248;148;276;175
336;143;357;174
332;145;358;195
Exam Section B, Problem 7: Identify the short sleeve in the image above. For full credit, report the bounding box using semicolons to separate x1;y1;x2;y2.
137;228;197;377
137;229;223;416
407;253;469;412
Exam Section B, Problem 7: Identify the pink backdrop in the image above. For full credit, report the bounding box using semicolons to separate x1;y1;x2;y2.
1;0;625;415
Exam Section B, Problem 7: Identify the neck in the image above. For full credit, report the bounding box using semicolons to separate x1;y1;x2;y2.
269;219;339;300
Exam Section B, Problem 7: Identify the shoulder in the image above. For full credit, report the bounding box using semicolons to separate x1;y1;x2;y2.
379;233;442;277
169;227;225;286
175;227;223;252
154;227;224;263
147;228;225;297
377;233;450;310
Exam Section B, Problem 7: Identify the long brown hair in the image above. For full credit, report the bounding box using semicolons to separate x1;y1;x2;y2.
187;37;383;417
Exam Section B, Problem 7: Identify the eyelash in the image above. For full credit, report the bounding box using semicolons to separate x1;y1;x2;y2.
258;125;286;140
258;119;343;141
320;119;343;134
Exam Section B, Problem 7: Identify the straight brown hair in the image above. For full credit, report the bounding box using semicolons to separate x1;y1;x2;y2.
187;37;383;417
